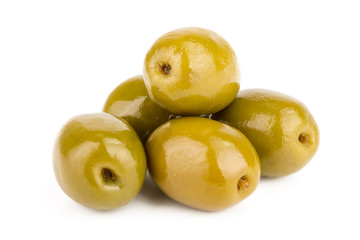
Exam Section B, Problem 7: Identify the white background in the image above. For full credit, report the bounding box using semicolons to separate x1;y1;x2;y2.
1;0;359;239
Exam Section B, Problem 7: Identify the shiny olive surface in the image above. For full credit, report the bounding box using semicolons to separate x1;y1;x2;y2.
143;27;240;115
103;75;172;143
146;117;260;211
53;113;147;210
213;89;320;177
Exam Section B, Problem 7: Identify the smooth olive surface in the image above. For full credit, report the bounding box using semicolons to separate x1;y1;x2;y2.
146;117;260;211
103;75;172;143
143;27;240;115
53;113;147;210
213;89;320;177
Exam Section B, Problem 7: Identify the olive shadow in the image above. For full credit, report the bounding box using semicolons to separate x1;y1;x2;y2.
260;176;283;181
137;173;168;203
137;173;207;213
257;175;297;191
137;173;180;206
260;175;294;182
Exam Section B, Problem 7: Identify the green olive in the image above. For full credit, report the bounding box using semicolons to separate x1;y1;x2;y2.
146;117;260;211
103;75;172;143
143;27;240;115
53;113;147;210
213;89;320;177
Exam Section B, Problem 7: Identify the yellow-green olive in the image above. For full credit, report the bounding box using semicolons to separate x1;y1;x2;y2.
144;27;240;115
213;89;320;177
103;75;172;143
53;113;147;210
146;117;260;211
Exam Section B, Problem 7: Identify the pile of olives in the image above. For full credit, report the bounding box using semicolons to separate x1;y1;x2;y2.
53;27;319;211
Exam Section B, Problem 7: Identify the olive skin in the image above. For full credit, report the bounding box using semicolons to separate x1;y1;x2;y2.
213;89;320;177
53;113;147;210
146;117;260;211
143;27;240;115
103;75;172;143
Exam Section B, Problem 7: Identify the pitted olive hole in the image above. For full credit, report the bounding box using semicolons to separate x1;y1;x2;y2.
237;176;250;192
101;168;116;183
298;133;308;144
159;63;171;75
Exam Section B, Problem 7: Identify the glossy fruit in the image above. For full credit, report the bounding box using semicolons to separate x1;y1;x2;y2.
143;27;240;115
53;113;147;210
103;75;172;143
213;89;320;177
146;117;260;211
